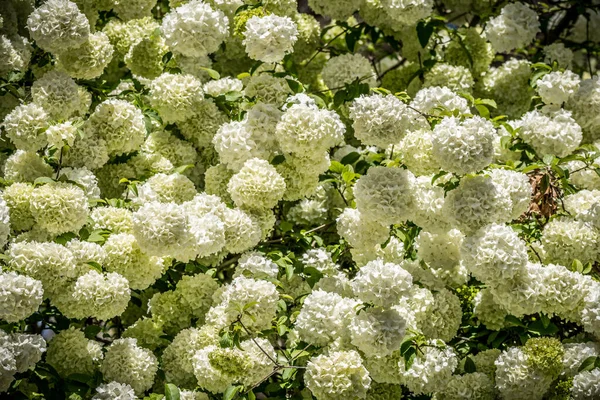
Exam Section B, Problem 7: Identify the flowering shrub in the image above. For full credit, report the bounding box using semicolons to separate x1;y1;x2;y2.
2;0;600;399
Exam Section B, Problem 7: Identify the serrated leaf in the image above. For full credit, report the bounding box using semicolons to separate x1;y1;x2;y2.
165;384;180;400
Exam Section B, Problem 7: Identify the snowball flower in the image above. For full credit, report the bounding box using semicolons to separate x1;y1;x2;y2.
243;15;298;63
72;270;130;321
399;341;458;394
354;166;416;225
227;158;286;210
148;73;204;123
321;53;377;90
31;70;80;120
517;109;582;157
101;338;158;395
336;208;390;249
349;93;425;148
46;328;104;377
484;2;540;53
487;168;532;220
161;0;229;57
55;32;114;80
304;350;371;400
571;368;600;399
0;272;43;323
410;86;470;116
27;0;90;53
3;103;49;152
92;382;137;400
349;307;406;356
432;116;496;175
536;70;580;105
29;182;89;235
381;0;434;24
351;259;413;307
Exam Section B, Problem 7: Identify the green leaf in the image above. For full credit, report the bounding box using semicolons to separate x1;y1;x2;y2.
505;315;526;327
279;221;293;233
34;177;55;186
578;356;598;372
200;67;221;80
572;259;584;273
416;20;434;48
340;152;360;165
220;331;233;348
165;384;180;400
329;161;344;173
285;263;294;281
173;164;194;174
223;385;242;400
540;313;551;329
333;90;347;108
85;261;103;272
464;356;477;373
286;79;303;94
475;104;490;118
271;154;286;165
474;98;497;108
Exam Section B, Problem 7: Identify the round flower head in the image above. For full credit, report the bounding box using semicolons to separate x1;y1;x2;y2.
423;63;474;93
536;70;580;105
442;175;512;234
162;326;219;388
410;86;470;116
101;338;158;396
419;288;462;342
104;233;166;290
63;133;110;170
461;223;529;284
3;103;49;152
233;251;279;279
58;167;100;199
85;99;145;157
432;116;495;175
410;176;452;233
487;168;532;220
3;332;47;374
45;121;78;150
92;382;136;400
91;206;134;234
161;0;229;57
3;183;35;232
244;73;293;106
203;77;243;97
352;259;413;307
141;130;198;168
567;76;600;143
56;31;114;80
132;173;197;205
0;272;43;323
349;93;426;148
191;345;246;393
571;368;600;399
304;350;371;400
434;372;496;400
484;2;540;53
275;103;345;155
243;15;298;63
543;43;574;68
31;70;80;120
396;124;440;174
72;270;130;320
227;158;286;211
46;327;103;378
321;53;377;90
354;166;416;225
415;229;462;271
517;109;582;158
561;342;599;377
124;33;169;80
478;58;533;118
473;288;508;330
540;217;599;265
3;151;53;183
350;307;406;356
112;0;157;21
295;289;360;346
0;35;32;76
149;73;204;123
381;0;433;24
399;341;458;394
307;0;362;20
336;207;390;249
445;27;494;78
27;0;90;54
29;182;89;235
494;346;554;400
175;273;219;320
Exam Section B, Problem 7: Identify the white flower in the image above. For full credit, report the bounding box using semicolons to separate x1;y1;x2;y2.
540;216;599;265
399;341;458;394
537;70;580;105
494;347;553;400
27;0;90;53
72;270;130;320
101;338;158;396
92;382;137;400
484;2;540;53
227;158;286;210
3;103;49;152
543;43;574;68
307;0;362;20
203;77;243;97
30;182;89;235
304;350;371;400
243;15;298;63
381;0;433;24
487;169;532;220
566;76;600;143
349;94;426;148
571;368;600;399
31;70;80;120
517;109;582;157
336;208;390;249
432;116;496;175
0;272;43;323
352;259;413;307
321;53;377;90
56;32;114;80
350;307;406;356
46;328;103;377
149;73;204;123
410;86;470;116
161;0;229;57
354;166;417;225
